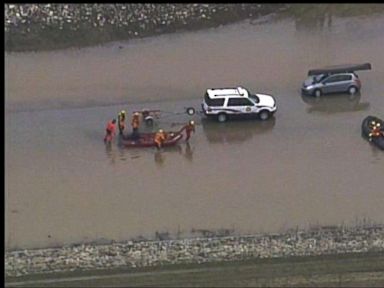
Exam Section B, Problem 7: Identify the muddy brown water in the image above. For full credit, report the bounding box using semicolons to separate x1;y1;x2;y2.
5;13;384;250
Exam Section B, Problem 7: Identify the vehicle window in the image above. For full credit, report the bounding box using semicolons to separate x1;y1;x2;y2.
339;75;352;81
204;94;225;106
324;75;341;84
249;94;260;103
314;74;327;83
227;98;253;106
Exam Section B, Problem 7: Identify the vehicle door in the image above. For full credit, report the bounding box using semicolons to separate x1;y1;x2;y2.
205;97;226;114
322;75;343;93
227;98;256;115
336;74;353;92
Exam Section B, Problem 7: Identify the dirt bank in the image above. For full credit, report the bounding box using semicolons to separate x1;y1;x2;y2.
5;224;384;278
4;4;285;52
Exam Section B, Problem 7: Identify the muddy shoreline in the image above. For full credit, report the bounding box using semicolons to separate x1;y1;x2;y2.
5;4;384;52
5;224;384;277
4;4;286;52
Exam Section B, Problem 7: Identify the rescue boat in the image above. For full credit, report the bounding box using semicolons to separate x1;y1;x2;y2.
119;131;183;148
361;115;384;150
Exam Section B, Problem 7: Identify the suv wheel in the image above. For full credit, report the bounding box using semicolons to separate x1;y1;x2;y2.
314;89;322;98
186;107;196;115
348;86;358;95
217;113;227;123
259;110;270;121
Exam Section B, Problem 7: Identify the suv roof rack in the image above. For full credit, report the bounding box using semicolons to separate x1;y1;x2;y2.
207;86;248;98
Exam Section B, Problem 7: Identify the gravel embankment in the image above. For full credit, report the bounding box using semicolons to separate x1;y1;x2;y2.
5;225;384;277
4;4;287;52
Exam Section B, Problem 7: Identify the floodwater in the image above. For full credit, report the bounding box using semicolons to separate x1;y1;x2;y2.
5;11;384;250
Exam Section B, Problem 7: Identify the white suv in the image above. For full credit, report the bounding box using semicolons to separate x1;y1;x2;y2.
201;86;277;122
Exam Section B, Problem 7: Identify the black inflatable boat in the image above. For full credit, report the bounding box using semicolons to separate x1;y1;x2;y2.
361;115;384;150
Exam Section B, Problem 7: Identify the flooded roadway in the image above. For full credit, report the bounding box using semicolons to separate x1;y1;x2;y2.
5;12;384;250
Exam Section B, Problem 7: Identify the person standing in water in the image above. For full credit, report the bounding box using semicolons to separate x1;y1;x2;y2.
131;112;141;140
117;110;126;135
154;129;166;149
179;120;195;141
104;119;116;143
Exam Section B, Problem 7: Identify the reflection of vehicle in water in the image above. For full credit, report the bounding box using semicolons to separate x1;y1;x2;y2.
201;117;275;144
301;93;370;114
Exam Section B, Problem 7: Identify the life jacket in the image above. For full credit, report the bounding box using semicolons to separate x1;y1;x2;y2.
118;113;126;129
131;116;140;129
371;126;382;137
154;132;166;146
106;121;116;133
118;113;126;122
185;124;195;133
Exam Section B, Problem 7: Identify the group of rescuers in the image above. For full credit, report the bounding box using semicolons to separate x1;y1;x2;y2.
104;110;195;149
368;120;384;141
105;112;383;147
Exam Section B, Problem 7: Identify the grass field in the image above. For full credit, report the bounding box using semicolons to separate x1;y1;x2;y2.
6;252;384;287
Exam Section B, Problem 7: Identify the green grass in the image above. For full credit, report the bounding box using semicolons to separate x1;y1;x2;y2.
6;252;384;287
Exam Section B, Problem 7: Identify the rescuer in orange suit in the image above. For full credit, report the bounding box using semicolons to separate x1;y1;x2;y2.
104;119;116;143
178;120;195;142
154;129;166;149
131;112;141;140
184;120;195;141
369;122;384;141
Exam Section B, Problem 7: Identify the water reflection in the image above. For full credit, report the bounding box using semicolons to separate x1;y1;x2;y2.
289;4;334;32
184;142;194;162
201;117;276;144
154;143;195;165
117;144;128;161
301;93;370;114
105;142;116;164
105;139;138;163
154;150;165;166
368;143;383;161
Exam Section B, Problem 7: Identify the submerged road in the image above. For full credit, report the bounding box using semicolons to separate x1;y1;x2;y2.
5;11;384;251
